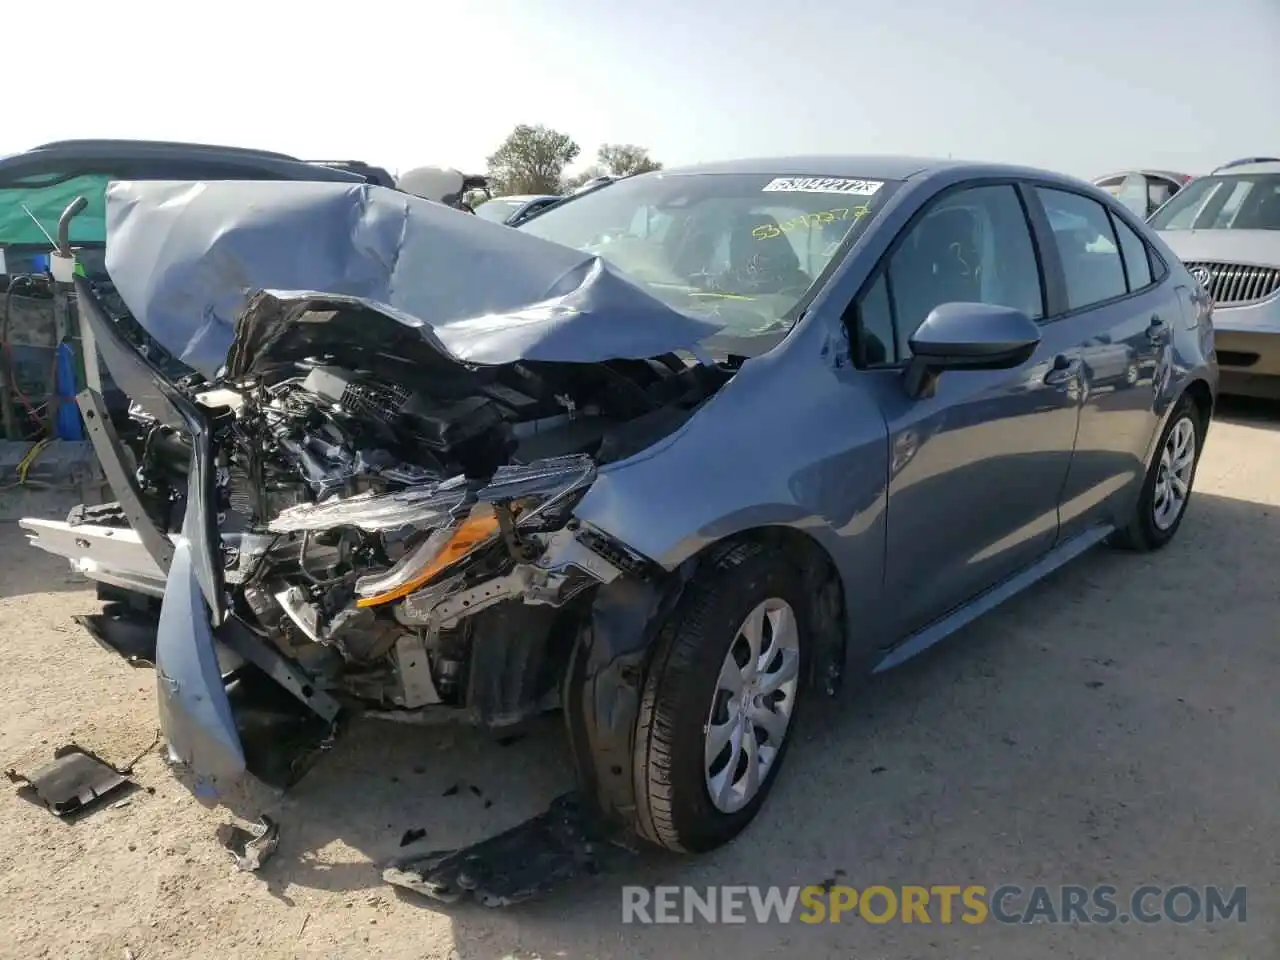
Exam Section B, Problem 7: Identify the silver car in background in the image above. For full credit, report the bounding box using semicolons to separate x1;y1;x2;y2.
1150;159;1280;398
1093;170;1192;220
475;193;563;227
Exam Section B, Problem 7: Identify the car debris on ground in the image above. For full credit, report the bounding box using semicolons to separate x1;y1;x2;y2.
215;814;280;872
382;792;636;907
4;744;133;817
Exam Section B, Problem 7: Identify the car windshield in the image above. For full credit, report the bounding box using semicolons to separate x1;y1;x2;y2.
476;198;525;222
517;171;895;344
1148;174;1280;231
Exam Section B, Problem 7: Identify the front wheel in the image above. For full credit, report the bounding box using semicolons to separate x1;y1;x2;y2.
632;541;809;853
1112;394;1204;551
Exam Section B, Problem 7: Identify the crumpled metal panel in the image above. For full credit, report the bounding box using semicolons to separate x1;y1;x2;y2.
154;536;245;794
103;180;725;379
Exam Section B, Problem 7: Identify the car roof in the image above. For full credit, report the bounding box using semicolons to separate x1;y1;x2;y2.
0;138;368;186
651;154;1092;186
1093;169;1192;183
1208;160;1280;175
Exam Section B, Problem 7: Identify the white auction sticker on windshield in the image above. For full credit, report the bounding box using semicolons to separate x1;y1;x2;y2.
761;177;883;196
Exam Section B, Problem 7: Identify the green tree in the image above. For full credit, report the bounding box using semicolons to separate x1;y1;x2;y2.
486;124;580;195
596;143;664;177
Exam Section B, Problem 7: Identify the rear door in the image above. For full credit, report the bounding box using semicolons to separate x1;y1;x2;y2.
1027;186;1169;538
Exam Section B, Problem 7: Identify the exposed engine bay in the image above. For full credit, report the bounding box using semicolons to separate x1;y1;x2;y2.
121;293;732;729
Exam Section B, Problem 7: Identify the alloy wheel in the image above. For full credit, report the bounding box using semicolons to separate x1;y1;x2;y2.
1153;416;1196;531
703;598;801;814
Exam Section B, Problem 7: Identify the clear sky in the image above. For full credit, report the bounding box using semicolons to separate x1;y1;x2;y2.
7;0;1278;181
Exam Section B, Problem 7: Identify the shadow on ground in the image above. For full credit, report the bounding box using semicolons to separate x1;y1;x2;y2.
0;522;103;599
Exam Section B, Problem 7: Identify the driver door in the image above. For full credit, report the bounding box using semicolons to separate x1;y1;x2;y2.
854;182;1086;638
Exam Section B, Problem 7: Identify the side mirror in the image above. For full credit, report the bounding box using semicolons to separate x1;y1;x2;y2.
904;302;1040;399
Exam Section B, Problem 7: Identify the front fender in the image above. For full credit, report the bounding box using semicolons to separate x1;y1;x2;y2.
576;346;886;556
572;341;891;660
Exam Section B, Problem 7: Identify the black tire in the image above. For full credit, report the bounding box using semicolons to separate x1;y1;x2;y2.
632;540;810;853
1111;394;1204;551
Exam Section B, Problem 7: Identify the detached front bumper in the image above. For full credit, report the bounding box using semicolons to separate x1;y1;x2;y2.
156;538;246;794
29;278;279;797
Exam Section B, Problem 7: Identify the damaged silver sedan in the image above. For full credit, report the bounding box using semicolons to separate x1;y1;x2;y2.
24;157;1217;888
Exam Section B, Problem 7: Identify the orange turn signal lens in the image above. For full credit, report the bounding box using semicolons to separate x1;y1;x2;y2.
355;508;500;609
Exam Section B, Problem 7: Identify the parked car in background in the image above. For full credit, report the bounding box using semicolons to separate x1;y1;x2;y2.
396;166;491;211
475;193;563;226
1150;159;1280;398
0;139;393;424
573;174;619;195
1212;158;1280;174
1;139;388;257
1093;170;1193;219
22;156;1215;901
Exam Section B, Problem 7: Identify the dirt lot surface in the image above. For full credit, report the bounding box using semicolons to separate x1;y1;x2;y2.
1;399;1278;960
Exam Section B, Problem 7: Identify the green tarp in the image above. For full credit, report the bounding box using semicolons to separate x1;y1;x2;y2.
0;174;110;246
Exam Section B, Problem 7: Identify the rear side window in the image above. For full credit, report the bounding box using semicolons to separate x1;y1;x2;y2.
1111;215;1153;291
1036;188;1127;311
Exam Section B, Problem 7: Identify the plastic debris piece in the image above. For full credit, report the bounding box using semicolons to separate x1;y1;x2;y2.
215;815;280;872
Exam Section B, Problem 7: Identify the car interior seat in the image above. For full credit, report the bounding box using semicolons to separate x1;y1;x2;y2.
725;212;812;294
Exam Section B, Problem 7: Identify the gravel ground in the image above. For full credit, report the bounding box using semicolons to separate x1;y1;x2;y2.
1;398;1277;960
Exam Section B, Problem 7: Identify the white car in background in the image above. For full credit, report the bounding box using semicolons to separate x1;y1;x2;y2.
1093;170;1193;220
1150;159;1280;398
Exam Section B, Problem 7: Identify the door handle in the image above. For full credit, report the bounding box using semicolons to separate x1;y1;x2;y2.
1044;355;1082;386
1147;315;1168;344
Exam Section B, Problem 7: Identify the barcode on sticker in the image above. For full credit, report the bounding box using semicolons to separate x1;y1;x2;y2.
762;177;883;196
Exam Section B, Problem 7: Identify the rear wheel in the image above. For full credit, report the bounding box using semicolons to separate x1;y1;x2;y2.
632;541;808;853
1112;394;1203;551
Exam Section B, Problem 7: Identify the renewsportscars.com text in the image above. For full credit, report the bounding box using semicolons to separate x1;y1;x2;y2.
621;884;1247;925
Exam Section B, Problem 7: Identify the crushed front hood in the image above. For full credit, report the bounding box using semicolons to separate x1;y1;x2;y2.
104;180;724;378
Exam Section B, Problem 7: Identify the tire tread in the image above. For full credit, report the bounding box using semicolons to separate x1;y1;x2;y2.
634;540;765;851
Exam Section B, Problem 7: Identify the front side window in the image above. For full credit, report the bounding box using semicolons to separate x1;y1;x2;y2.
855;272;895;366
518;171;896;347
1148;174;1280;231
870;184;1043;361
1036;188;1127;311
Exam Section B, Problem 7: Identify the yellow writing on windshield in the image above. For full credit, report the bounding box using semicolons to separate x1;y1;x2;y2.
753;205;869;240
